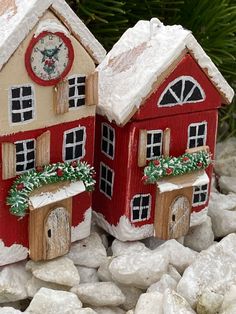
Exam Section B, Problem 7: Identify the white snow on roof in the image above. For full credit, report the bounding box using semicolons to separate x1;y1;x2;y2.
97;18;234;125
0;0;106;71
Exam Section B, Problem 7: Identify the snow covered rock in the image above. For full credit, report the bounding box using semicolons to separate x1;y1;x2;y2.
162;289;195;313
68;232;107;268
97;257;113;282
141;237;166;250
196;288;224;314
155;239;198;274
117;285;142;311
74;309;97;314
109;249;169;288
184;216;214;252
26;276;69;298
147;274;177;293
26;256;80;287
71;282;125;307
208;192;236;238
111;239;148;257
214;138;236;177
0;262;31;303
177;233;236;309
92;307;125;314
219;176;236;194
134;292;163;314
77;266;99;284
0;308;22;314
26;287;82;313
219;285;236;314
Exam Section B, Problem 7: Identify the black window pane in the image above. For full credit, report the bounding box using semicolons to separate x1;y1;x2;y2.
66;147;73;160
109;129;114;141
69;99;75;108
16;143;24;152
16;154;24;163
147;133;152;145
109;145;113;157
183;80;194;100
12;113;21;123
171;80;182;99
133;196;141;207
22;87;32;96
132;210;140;220
147;147;151;158
200;193;206;201
66;132;74;144
27;151;35;160
22;99;32;109
193;194;199;203
198;124;205;136
107;185;112;197
76;130;84;142
11;88;20;98
26;161;35;170
100;179;106;191
23;111;33;121
12;100;21;110
153;133;161;143
197;138;204;147
190;126;196;137
101;165;106;179
27;141;34;150
78;85;85;95
16;164;24;172
202;184;208;190
69;78;75;85
103;125;108;138
160;90;177;105
77;76;85;83
107;169;112;183
189;139;196;148
142;196;150;206
188;87;203;101
194;186;200;192
153;146;161;157
102;140;108;153
75;144;83;158
141;208;148;219
77;98;85;107
69;87;75;97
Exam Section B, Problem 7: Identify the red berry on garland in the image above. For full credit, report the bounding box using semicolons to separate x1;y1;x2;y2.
71;160;78;168
16;183;24;191
197;161;203;168
153;160;160;166
166;168;173;175
182;156;190;163
141;175;148;182
56;168;64;177
36;166;44;173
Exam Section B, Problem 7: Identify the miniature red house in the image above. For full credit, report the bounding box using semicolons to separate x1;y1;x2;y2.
92;18;234;241
0;0;105;266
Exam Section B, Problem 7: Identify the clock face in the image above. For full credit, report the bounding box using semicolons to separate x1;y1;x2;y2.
25;31;74;86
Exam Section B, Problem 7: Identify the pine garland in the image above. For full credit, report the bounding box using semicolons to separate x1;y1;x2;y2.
7;161;95;217
143;150;211;184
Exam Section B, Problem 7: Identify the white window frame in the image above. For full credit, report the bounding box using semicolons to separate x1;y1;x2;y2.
192;183;209;207
146;130;163;160
131;194;151;222
68;75;86;109
63;126;86;162
187;121;207;149
15;139;36;174
99;162;114;199
158;76;206;107
9;84;35;125
101;123;115;159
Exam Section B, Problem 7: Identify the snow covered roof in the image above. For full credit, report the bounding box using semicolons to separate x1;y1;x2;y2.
0;0;106;71
97;18;234;125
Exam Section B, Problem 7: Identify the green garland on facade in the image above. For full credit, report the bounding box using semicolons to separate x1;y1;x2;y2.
7;161;95;217
143;150;211;184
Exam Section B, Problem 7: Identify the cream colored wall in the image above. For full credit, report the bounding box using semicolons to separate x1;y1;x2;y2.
0;10;96;136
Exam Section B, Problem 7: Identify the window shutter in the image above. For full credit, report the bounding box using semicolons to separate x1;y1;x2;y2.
85;71;98;106
163;128;171;157
36;131;50;167
54;79;69;114
2;142;16;180
138;129;147;167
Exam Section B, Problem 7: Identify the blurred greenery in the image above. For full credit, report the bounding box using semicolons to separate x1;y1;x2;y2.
67;0;236;139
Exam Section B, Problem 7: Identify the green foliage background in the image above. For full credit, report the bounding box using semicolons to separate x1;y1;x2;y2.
67;0;236;139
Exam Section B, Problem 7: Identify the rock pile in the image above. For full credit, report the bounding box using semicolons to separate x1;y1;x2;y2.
1;138;236;314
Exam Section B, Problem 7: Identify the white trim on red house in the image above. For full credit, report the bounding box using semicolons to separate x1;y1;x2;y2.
0;240;28;267
187;121;207;149
71;207;92;242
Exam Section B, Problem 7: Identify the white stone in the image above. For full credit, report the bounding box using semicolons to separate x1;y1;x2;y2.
97;257;113;282
220;285;236;313
117;285;142;311
26;256;80;287
68;232;107;268
147;274;177;293
134;292;163;314
74;309;97;314
71;282;125;307
77;266;99;284
0;262;31;303
208;192;236;238
196;288;224;314
26;276;69;298
26;287;82;314
141;237;166;250
219;176;236;194
92;307;125;314
184;216;214;252
177;234;236;309
111;239;149;257
0;308;22;314
109;250;169;288
162;289;195;313
214;157;236;177
155;239;198;274
216;138;236;161
167;265;181;283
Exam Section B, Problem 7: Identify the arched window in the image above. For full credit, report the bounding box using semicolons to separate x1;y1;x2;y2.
158;76;205;107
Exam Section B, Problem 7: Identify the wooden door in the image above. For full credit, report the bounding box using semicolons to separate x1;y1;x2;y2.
44;207;71;260
169;195;190;238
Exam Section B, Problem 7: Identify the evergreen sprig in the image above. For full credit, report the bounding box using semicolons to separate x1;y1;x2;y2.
143;151;211;184
7;161;95;217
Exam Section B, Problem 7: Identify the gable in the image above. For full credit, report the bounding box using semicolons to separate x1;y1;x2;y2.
133;54;222;121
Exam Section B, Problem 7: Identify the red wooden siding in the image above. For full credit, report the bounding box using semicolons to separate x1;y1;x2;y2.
0;116;95;247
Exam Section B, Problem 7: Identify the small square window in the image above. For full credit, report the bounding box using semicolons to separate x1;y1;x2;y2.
100;163;114;199
68;75;86;109
63;127;86;162
193;183;209;206
131;194;151;222
146;130;163;160
188;122;207;149
15;139;35;173
101;123;115;159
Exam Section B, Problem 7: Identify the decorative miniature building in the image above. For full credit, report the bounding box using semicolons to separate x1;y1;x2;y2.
0;0;105;266
92;18;234;241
